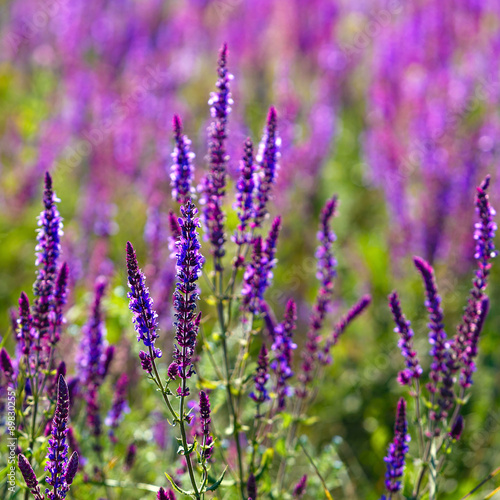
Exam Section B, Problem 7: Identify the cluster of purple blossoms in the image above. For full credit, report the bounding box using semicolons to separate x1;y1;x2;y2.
253;107;281;228
241;218;281;314
381;398;410;497
250;344;270;408
157;487;176;500
389;292;422;385
105;373;130;439
298;196;337;396
199;390;214;460
32;172;64;364
292;475;308;498
170;115;195;204
18;376;79;500
126;241;162;371
170;200;204;395
234;138;256;246
271;299;297;411
200;44;233;268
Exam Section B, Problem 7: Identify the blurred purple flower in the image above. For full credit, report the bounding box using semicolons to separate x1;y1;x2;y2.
250;344;270;407
170;115;195;204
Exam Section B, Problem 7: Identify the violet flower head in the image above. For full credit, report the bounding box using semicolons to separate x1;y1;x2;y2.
271;299;297;411
389;292;422;385
413;256;448;393
234;138;255;245
105;374;130;433
172;200;204;395
158;488;176;500
292;475;308;498
199;390;214;460
17;291;34;357
253;107;280;228
247;473;257;500
170;115;195;204
382;398;410;494
250;344;270;406
45;375;73;499
321;294;372;365
18;454;44;500
200;43;233;268
126;242;162;364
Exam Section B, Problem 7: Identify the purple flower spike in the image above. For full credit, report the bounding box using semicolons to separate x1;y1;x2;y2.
172;200;204;395
171;115;195;204
247;472;257;500
168;209;182;258
382;398;410;494
158;488;176;500
449;415;464;441
200;43;233;268
292;475;307;498
33;172;63;365
17;291;34;357
0;348;14;385
18;454;45;500
124;443;137;470
234;138;255;246
250;344;270;406
105;374;130;433
45;375;72;499
413;256;448;394
388;292;422;385
199;390;214;460
126;242;162;365
52;262;69;345
241;237;265;314
253;107;280;228
271;299;297;411
321;294;372;365
65;452;79;485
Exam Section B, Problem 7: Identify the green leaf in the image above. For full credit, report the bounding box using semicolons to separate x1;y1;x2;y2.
164;472;192;496
206;466;228;492
275;438;286;457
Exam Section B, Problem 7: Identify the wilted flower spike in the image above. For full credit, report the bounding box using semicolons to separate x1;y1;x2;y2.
126;242;162;365
171;115;195;204
253;107;280;228
389;292;422;385
18;454;45;500
382;398;410;494
172;200;204;395
250;344;270;406
292;475;308;498
413;256;447;394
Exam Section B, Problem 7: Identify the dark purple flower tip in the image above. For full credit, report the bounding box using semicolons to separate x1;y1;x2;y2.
167;362;179;380
139;350;153;373
247;472;257;500
449;415;464;441
65;451;79;485
105;374;130;430
19;454;44;500
171;114;195;204
292;474;307;498
124;443;137;470
250;344;270;405
199;390;213;459
158;487;176;500
0;347;14;379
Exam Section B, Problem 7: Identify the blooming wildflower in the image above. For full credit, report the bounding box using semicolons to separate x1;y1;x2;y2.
247;472;257;500
200;43;233;268
298;196;337;396
234;138;255;245
292;475;307;498
172;200;204;395
271;299;297;411
382;398;410;494
253;107;280;228
170;115;195;204
250;344;270;406
105;374;130;436
18;454;45;500
388;292;422;385
321;294;371;365
413;256;448;394
126;242;162;363
199;390;214;460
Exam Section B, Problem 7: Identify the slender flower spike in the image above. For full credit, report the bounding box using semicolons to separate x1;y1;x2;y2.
51;262;69;344
126;242;162;365
253;107;280;228
65;452;79;485
18;454;45;500
158;488;176;500
105;374;130;435
234;138;256;245
199;390;214;460
171;115;195;204
17;291;34;357
200;43;233;268
292;475;308;498
172;200;204;395
321;294;372;365
250;344;270;406
0;348;14;386
247;473;257;500
388;292;422;385
449;415;464;441
45;375;72;499
413;256;448;394
124;443;137;470
382;398;410;494
168;209;182;258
